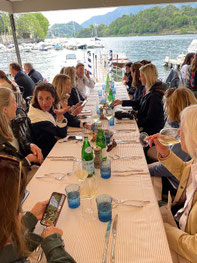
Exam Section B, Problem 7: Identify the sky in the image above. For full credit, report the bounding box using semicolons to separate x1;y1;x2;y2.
42;7;116;26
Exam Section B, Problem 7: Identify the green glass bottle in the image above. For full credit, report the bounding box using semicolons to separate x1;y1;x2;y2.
105;74;110;93
108;88;114;104
81;136;94;177
96;123;107;160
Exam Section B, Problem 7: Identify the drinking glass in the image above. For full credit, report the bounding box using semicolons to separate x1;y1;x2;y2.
65;184;80;209
139;132;149;147
72;160;88;182
96;194;112;222
81;175;98;220
105;107;114;127
158;128;180;146
100;159;111;179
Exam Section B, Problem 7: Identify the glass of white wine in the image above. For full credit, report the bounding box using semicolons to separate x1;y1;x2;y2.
80;175;98;220
72;160;88;182
158;128;180;146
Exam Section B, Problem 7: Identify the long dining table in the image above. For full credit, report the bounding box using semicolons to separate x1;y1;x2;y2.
23;83;173;263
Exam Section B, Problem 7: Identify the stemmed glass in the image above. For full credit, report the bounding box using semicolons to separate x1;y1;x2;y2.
72;160;88;182
105;106;114;128
139;128;180;148
80;174;98;220
158;128;180;146
72;160;98;220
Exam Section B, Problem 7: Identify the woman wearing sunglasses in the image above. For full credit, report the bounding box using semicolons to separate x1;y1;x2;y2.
0;87;43;176
0;156;76;263
148;105;197;262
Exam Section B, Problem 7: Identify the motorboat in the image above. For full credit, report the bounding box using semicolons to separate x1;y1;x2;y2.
188;39;197;53
62;53;79;67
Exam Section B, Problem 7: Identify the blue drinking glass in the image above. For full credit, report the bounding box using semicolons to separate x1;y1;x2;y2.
96;194;112;222
100;159;111;179
65;184;80;209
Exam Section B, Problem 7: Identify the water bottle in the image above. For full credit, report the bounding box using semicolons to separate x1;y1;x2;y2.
81;136;95;177
96;123;107;161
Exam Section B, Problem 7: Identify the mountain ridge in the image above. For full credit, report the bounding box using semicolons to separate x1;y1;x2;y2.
81;3;197;27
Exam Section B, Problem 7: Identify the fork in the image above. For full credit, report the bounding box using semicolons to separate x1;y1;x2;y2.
36;172;71;181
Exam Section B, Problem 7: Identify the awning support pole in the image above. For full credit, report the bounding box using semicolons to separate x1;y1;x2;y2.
9;14;22;66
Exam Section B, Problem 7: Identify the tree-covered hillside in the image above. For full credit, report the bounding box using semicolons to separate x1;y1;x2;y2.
76;5;197;37
0;12;49;40
47;22;82;37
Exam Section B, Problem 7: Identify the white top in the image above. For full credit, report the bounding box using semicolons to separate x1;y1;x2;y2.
76;75;95;98
180;64;190;84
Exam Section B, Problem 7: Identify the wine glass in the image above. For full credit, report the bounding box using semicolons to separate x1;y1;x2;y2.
105;106;114;128
139;132;149;147
158;128;180;146
80;175;98;220
72;160;88;182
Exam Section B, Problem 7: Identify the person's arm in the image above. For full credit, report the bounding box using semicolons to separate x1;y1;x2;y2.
164;223;197;263
64;112;80;128
41;234;76;263
84;75;95;89
158;151;188;181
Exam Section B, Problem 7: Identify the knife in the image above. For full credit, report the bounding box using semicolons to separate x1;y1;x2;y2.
102;220;112;263
111;214;118;263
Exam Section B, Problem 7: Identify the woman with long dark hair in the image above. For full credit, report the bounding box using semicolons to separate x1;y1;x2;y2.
0;155;76;262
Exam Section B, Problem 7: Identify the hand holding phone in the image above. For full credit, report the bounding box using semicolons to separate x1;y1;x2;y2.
40;192;66;227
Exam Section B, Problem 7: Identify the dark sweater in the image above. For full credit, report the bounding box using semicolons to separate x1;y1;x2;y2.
14;71;35;99
122;81;167;135
28;69;43;84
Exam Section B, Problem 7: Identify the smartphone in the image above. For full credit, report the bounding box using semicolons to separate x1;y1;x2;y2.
40;192;66;227
81;99;87;107
67;135;83;141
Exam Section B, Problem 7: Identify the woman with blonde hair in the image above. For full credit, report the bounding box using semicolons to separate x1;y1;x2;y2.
148;104;197;262
114;63;167;135
0;156;76;262
60;66;85;106
0;87;43;175
149;87;197;196
0;70;24;108
52;74;88;129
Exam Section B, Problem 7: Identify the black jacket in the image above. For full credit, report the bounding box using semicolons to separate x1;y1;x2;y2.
64;112;81;128
122;81;167;135
28;69;43;84
10;109;32;156
0;134;31;174
68;87;85;107
28;106;68;158
15;71;35;99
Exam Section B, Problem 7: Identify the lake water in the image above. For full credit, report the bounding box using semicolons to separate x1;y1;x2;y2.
1;34;196;82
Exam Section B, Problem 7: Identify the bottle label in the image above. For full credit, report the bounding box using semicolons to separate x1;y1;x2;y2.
82;160;95;175
85;146;93;154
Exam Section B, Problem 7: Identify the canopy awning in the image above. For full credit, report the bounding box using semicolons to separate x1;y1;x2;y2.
0;0;195;14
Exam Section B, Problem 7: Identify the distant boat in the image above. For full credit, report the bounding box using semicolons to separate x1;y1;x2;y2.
78;44;87;50
188;39;197;53
39;44;48;51
54;44;63;51
163;53;185;70
62;53;79;67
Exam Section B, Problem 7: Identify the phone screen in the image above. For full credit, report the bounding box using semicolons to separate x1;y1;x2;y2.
40;192;66;227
